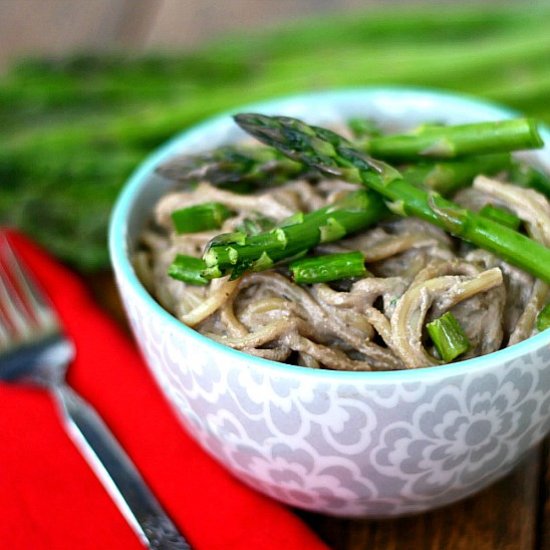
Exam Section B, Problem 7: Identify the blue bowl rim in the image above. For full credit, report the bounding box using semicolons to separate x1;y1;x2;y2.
109;85;550;384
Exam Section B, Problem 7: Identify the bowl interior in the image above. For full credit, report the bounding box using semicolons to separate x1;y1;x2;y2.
109;87;550;383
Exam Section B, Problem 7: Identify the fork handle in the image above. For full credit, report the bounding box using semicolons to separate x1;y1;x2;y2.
54;384;191;550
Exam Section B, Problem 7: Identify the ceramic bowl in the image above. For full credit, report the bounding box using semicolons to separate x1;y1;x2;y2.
109;88;550;517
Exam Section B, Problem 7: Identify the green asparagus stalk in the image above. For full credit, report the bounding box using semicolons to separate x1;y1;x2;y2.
347;118;383;140
234;113;550;284
8;30;549;156
203;189;389;278
235;214;276;235
205;4;548;63
156;145;310;188
171;202;234;233
427;312;470;362
168;254;209;285
479;204;521;230
0;53;250;114
537;304;550;332
261;22;550;98
402;153;511;195
158;143;512;196
289;251;368;284
508;163;550;198
365;119;543;160
4;7;549;122
156;144;514;197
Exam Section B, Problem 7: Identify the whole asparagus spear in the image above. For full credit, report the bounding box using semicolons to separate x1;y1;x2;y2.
156;144;310;188
156;143;511;194
365;118;542;160
402;153;511;195
234;113;550;284
203;189;388;278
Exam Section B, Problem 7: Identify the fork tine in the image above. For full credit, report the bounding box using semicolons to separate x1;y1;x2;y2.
0;295;10;350
0;236;58;344
0;256;33;348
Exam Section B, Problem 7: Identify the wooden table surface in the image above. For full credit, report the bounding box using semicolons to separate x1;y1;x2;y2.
6;1;548;548
302;448;548;549
88;272;550;550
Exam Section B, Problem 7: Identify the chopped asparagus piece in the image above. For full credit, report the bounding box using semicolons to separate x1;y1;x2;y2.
509;162;550;198
347;118;383;140
479;204;521;230
427;312;471;362
236;214;276;235
290;251;368;284
168;254;209;285
536;304;550;332
171;202;233;233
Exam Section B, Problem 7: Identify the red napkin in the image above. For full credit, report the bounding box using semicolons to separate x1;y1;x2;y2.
0;230;329;550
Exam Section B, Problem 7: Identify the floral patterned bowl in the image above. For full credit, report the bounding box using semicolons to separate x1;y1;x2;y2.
109;88;550;517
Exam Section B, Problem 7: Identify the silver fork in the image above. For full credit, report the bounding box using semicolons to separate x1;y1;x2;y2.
0;235;191;550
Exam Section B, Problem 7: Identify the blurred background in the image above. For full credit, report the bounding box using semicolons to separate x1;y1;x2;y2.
1;0;550;272
0;0;518;69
